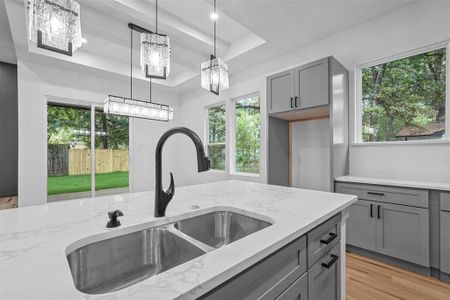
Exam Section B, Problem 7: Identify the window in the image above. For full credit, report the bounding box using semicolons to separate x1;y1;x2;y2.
47;103;129;202
234;95;260;174
358;46;447;142
206;104;226;170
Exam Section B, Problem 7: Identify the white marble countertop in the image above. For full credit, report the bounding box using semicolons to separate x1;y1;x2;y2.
0;180;356;300
335;176;450;192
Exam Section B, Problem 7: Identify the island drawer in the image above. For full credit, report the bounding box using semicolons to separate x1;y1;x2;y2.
307;214;341;267
336;182;429;208
441;192;450;212
200;235;307;300
309;242;341;300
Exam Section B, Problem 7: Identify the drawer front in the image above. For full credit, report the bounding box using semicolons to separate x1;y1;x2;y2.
441;192;450;212
308;243;340;300
336;182;428;208
441;211;450;273
276;272;308;300
201;235;307;300
307;214;341;267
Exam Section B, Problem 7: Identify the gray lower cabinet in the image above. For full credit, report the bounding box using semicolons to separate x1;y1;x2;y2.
376;203;429;266
200;235;307;300
441;211;450;274
346;200;376;250
202;214;342;300
308;243;340;300
346;199;429;266
276;272;308;300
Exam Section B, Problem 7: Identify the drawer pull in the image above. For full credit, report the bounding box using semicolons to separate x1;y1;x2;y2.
370;204;373;218
320;232;337;245
321;254;339;269
368;191;385;196
378;205;381;219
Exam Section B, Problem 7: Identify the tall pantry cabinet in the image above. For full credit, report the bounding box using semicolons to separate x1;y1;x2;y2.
267;57;349;192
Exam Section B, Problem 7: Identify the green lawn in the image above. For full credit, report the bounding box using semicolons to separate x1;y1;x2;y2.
48;171;129;195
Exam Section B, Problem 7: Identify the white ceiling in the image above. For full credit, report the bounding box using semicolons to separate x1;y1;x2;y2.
2;0;416;94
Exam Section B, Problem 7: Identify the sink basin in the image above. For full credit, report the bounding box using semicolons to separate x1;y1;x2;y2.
66;226;206;294
174;211;271;248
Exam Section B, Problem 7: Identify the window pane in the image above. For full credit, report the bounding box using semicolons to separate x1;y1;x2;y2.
362;48;446;142
208;104;226;170
47;105;91;201
95;111;129;195
235;96;260;173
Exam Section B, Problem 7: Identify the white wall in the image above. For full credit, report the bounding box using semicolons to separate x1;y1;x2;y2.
181;0;450;185
17;60;181;207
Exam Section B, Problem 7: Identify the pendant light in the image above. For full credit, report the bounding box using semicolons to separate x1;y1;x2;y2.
104;25;173;122
28;0;83;56
201;0;229;95
140;0;171;79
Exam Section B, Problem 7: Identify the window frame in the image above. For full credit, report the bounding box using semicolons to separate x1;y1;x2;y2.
45;96;131;201
205;101;227;172
354;41;450;145
230;93;261;176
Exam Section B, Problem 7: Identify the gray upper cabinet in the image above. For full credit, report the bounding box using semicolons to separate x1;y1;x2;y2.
267;70;295;114
294;58;329;109
347;200;376;251
267;57;331;115
376;203;429;267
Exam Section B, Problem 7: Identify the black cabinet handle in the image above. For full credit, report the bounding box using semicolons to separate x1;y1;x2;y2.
322;254;339;269
370;204;373;218
290;97;294;109
377;205;381;219
368;191;384;196
294;96;299;107
320;232;337;245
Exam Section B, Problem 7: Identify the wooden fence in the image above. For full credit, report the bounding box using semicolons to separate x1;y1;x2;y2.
48;146;128;176
68;149;129;175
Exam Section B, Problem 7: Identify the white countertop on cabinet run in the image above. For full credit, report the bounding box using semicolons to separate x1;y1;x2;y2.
0;180;356;300
335;176;450;192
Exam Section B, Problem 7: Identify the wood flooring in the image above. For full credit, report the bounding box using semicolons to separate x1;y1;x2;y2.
347;253;450;300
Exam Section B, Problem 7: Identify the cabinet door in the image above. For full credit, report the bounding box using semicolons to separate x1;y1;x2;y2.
308;243;340;300
294;58;329;109
276;272;308;300
346;200;376;251
441;211;450;274
376;203;429;266
267;70;294;114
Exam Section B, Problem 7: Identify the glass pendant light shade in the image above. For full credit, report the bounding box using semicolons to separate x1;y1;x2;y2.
28;0;82;56
140;32;171;79
104;95;173;122
201;55;229;95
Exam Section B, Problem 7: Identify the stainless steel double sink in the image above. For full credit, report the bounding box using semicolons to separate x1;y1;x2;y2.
66;209;272;294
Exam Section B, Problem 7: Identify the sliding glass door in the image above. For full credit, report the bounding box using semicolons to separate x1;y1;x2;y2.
94;111;129;196
47;102;129;202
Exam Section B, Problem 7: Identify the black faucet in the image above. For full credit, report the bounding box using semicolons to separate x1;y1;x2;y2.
106;209;124;228
155;127;210;217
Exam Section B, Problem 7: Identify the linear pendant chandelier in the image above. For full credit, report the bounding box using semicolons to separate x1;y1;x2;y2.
28;0;82;56
140;0;171;79
104;24;173;122
201;0;229;95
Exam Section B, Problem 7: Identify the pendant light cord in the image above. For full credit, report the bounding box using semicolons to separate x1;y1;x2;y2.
130;28;133;99
155;0;158;34
213;0;216;57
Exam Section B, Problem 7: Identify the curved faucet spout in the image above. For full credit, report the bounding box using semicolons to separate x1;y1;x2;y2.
154;127;210;217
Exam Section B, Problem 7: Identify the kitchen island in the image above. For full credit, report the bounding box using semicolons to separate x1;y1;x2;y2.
0;180;356;299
